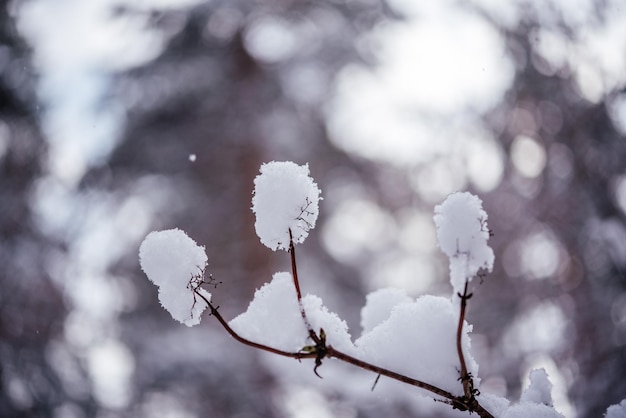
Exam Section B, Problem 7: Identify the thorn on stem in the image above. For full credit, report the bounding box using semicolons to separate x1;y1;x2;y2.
371;374;381;391
457;291;473;301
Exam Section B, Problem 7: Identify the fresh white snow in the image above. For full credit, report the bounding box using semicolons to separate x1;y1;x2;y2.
229;272;353;353
360;287;412;335
433;192;494;294
251;161;321;251
139;228;210;326
355;294;478;396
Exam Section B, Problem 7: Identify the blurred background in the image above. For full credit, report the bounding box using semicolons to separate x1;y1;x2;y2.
2;0;626;416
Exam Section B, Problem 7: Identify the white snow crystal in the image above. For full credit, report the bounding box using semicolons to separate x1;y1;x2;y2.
433;192;494;294
229;272;306;351
355;295;478;396
521;368;553;406
139;229;210;327
477;393;510;417
251;161;321;251
605;399;626;418
229;272;354;353
360;288;412;335
302;294;355;354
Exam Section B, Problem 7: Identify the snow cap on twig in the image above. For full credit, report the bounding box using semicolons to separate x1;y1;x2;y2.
434;192;494;294
252;161;321;251
139;228;211;327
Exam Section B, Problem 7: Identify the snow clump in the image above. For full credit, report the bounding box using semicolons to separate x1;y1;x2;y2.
434;192;494;294
229;272;306;351
360;287;412;335
355;295;478;396
229;272;354;353
251;161;321;251
139;229;211;327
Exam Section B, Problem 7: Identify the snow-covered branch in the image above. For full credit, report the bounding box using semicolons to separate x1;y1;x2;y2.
138;160;624;418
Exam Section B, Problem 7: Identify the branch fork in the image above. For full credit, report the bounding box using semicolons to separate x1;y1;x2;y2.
192;231;494;418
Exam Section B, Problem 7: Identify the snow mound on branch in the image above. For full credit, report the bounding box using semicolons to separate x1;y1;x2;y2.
477;393;510;417
434;192;494;294
251;161;321;251
360;288;412;335
229;272;354;353
139;229;210;327
355;295;478;396
229;272;306;351
303;294;355;354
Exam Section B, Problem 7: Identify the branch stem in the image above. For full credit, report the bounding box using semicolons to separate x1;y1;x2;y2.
194;287;494;418
327;346;456;401
456;280;472;400
194;290;316;360
288;229;319;344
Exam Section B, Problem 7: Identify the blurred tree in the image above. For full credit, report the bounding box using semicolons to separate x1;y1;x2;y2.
468;11;626;416
102;1;397;417
104;1;626;417
0;2;97;416
5;0;625;416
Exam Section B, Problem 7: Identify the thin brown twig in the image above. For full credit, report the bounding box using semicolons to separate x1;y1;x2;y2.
456;280;475;401
289;228;320;345
193;286;494;417
327;346;457;401
328;345;494;417
193;289;316;360
194;288;456;405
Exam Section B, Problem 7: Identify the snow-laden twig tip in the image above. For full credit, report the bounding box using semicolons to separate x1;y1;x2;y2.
251;161;321;251
434;192;494;294
139;228;211;327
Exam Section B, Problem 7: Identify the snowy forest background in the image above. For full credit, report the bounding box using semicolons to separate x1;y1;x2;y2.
2;0;626;417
